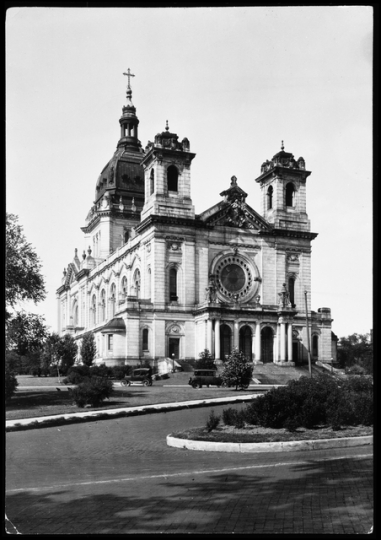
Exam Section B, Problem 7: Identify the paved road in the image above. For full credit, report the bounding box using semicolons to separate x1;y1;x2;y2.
6;404;373;534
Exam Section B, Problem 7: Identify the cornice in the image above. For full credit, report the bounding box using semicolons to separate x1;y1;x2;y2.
260;228;318;240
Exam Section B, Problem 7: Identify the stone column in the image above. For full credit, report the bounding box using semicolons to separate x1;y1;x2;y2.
206;319;212;352
274;324;279;363
287;322;293;362
255;321;261;362
233;320;239;349
280;321;286;362
251;328;255;362
215;319;221;361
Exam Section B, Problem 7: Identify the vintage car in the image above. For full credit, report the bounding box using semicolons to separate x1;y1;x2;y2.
122;368;153;386
188;369;223;389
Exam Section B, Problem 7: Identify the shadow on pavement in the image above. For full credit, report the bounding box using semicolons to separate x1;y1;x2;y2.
6;455;373;534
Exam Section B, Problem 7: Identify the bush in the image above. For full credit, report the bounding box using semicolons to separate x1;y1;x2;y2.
71;377;114;408
222;407;240;426
63;365;91;384
234;373;373;431
206;410;220;432
5;367;18;400
196;349;216;370
89;364;112;379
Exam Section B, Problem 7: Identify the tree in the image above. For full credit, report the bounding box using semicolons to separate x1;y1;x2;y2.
6;214;46;319
6;312;48;375
221;348;253;390
5;366;18;400
337;333;373;374
41;333;62;375
57;334;78;375
6;312;48;356
196;349;216;369
80;332;97;367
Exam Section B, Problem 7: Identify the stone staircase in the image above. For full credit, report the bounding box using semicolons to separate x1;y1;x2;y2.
252;363;329;385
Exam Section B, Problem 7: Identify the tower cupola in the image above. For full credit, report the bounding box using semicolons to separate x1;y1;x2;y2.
117;68;142;152
255;142;312;231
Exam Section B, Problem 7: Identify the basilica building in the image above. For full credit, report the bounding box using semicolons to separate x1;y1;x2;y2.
57;74;337;371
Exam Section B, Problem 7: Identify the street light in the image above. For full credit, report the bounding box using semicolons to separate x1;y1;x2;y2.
171;353;175;373
304;290;312;378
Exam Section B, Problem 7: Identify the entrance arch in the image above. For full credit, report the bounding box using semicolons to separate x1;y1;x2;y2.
261;326;274;363
239;325;252;361
220;324;232;361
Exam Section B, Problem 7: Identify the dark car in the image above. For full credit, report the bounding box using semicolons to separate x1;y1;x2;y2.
188;369;223;389
122;368;153;386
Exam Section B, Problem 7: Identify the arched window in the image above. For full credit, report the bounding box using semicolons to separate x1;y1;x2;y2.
100;289;106;321
110;283;116;317
267;185;273;210
133;269;141;298
150;169;155;195
142;328;149;351
122;276;128;297
169;267;177;301
285;183;295;207
288;276;295;307
312;335;319;358
92;294;97;326
167;165;178;192
147;267;151;299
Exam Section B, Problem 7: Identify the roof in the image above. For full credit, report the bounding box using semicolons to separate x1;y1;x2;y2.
101;318;126;333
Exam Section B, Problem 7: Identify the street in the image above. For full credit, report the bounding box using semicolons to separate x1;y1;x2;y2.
6;404;373;534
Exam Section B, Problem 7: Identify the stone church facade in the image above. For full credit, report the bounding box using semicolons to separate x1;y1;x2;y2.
57;77;337;371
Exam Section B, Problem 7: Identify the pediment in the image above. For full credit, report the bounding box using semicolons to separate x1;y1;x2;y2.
200;200;270;231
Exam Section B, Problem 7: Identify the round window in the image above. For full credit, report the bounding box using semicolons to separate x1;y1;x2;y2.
220;264;246;292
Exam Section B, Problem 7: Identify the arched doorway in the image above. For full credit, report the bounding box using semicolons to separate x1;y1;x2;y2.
220;324;232;361
261;326;273;363
239;325;252;361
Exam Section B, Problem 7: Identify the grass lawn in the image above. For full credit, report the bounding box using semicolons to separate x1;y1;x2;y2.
171;424;373;443
7;373;260;420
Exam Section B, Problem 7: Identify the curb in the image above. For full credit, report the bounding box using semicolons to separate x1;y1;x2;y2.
166;434;373;453
6;394;262;432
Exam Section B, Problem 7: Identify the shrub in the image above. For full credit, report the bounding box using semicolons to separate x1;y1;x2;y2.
89;364;112;379
222;407;240;426
233;373;373;431
206;410;220;432
64;365;91;384
5;367;18;400
196;349;216;369
71;377;113;408
221;348;253;390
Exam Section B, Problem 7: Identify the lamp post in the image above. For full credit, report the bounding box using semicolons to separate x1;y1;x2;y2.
304;290;312;378
171;353;175;373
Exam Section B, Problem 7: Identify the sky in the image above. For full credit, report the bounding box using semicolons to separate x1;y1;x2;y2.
6;6;373;339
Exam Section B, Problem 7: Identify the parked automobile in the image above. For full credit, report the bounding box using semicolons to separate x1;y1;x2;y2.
188;369;222;389
122;368;153;386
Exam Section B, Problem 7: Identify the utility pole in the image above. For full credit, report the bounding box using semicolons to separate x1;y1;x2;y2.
304;290;312;378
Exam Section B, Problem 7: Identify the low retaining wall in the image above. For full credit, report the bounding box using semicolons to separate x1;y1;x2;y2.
166;434;373;453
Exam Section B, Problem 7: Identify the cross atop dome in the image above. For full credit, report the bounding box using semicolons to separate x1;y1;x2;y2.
123;68;135;89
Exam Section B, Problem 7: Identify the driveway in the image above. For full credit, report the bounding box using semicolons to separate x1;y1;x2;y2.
6;404;373;534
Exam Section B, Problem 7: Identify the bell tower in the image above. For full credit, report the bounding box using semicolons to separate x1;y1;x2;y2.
140;121;196;221
255;142;311;232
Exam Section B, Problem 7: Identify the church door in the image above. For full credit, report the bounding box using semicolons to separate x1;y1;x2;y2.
293;342;299;364
168;338;180;359
261;327;274;363
239;325;252;361
220;324;232;361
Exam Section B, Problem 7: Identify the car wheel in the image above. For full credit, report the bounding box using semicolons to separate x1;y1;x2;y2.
241;384;249;389
121;380;129;386
143;380;149;387
192;382;198;389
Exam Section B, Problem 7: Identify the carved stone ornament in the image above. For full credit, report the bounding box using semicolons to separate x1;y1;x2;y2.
147;243;151;253
287;253;300;263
